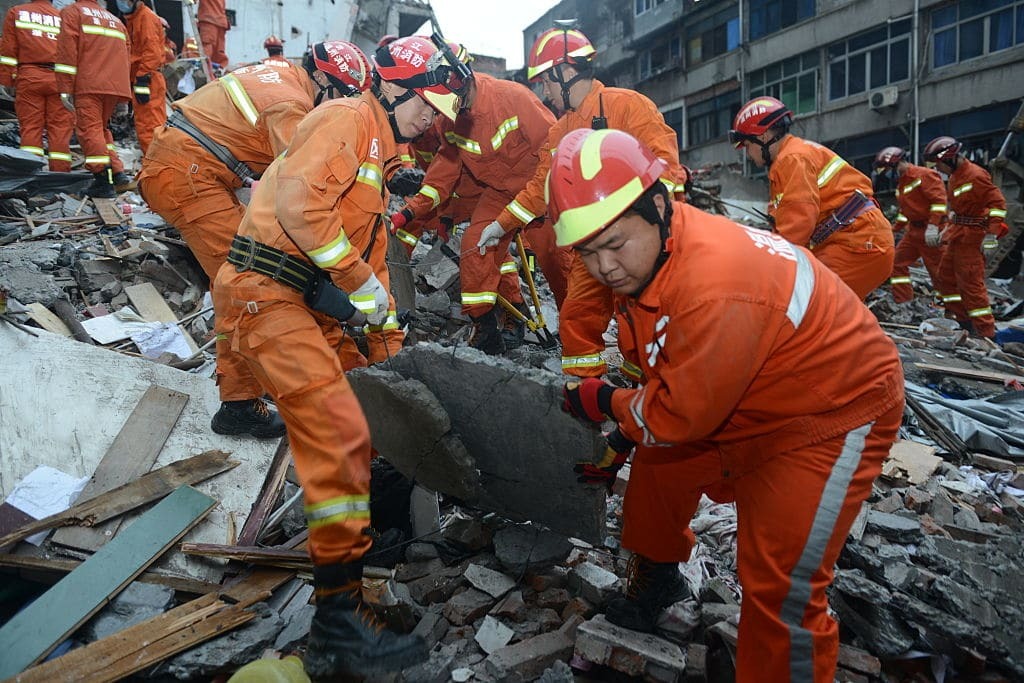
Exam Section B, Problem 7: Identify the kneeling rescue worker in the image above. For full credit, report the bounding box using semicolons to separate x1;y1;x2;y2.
554;129;905;683
213;36;462;679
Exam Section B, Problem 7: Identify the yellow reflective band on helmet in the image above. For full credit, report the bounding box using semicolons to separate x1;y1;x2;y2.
490;117;519;151
444;131;482;154
929;204;947;213
889;276;912;284
500;260;517;274
816;156;846;187
555;176;645;247
422;88;459;122
356;162;382;191
55;63;76;75
49;151;72;161
561;354;604;370
220;73;259;126
0;56;17;66
898;178;921;196
81;24;126;40
307;228;352;268
85;155;110;164
506;199;536;225
417;184;441;209
19;146;44;156
304;494;370;528
621;360;643;382
461;291;497;305
894;213;908;223
396;229;418;246
580;129;616;180
952;182;973;197
968;307;992;317
366;310;399;332
989;208;1007;218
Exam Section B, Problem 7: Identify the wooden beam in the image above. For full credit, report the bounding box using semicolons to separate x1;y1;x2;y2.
913;361;1023;385
24;303;72;337
180;543;311;570
124;282;199;353
0;555;220;596
51;385;189;553
236;436;291;546
0;486;217;678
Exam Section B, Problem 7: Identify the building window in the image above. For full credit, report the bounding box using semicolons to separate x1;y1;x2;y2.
639;36;682;81
687;90;741;146
635;0;667;16
686;6;740;66
748;0;815;40
828;19;910;100
932;0;1024;69
749;51;818;115
663;105;683;150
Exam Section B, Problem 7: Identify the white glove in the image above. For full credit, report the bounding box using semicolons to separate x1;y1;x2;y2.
477;221;506;255
349;272;389;326
60;93;75;112
982;234;999;251
924;224;942;247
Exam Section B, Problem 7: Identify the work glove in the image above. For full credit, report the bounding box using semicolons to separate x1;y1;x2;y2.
388;207;413;235
924;223;942;247
349;271;389;326
133;74;151;104
982;233;999;251
386;167;424;197
562;378;617;426
477;220;505;255
60;93;74;112
574;427;634;492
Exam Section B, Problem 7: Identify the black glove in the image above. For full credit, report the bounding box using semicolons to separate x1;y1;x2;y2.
574;428;634;492
386;167;424;197
133;74;151;104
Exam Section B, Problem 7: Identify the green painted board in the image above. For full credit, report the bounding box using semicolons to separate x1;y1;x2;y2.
0;486;216;678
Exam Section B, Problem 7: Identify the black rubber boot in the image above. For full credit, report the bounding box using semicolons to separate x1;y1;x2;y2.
210;398;287;438
305;563;427;681
112;171;136;192
87;170;116;199
500;303;527;350
470;309;506;355
605;554;690;633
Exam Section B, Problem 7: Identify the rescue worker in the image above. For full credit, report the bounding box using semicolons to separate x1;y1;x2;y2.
55;0;133;198
160;16;176;65
212;36;460;679
480;25;688;378
388;41;566;354
196;0;227;68
180;34;199;59
139;41;373;437
923;135;1008;338
730;96;894;299
553;129;904;683
874;146;950;303
261;34;288;67
118;0;166;154
0;0;75;171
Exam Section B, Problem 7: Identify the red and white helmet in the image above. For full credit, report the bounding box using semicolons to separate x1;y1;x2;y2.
264;35;284;50
527;27;596;82
923;136;962;164
304;40;371;97
874;146;907;173
377;34;399;48
729;96;793;148
373;36;461;122
548;129;667;247
447;40;473;65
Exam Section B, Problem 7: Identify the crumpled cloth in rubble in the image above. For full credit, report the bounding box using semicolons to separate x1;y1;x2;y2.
906;381;1024;459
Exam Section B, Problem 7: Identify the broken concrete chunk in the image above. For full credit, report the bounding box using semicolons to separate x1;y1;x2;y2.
464;564;516;599
443;514;494;551
484;627;575;683
474;615;515;654
490;590;527;622
568;561;619;606
412;608;450;649
865;510;923;543
401;642;459;683
575;614;687;682
494;525;572;574
161;602;284;680
81;581;175;642
273;603;314;652
443;588;496;626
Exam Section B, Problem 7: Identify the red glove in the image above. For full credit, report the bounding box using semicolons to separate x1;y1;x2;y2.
993;221;1009;239
574;428;634;492
388;208;413;235
562;378;617;425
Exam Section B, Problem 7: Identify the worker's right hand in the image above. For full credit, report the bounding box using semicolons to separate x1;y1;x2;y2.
388;208;413;235
349;272;389;326
924;223;942;247
476;221;505;255
562;378;617;425
133;75;152;104
60;93;74;112
574;428;634;492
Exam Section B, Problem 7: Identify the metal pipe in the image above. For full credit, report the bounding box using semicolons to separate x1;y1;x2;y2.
912;0;920;163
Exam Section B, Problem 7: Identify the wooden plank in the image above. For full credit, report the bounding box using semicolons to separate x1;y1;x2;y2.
913;361;1023;385
124;282;199;353
0;503;35;539
220;567;297;603
51;385;189;553
24;303;72;337
90;197;126;227
236;437;291;546
180;543;311;570
0;555;220;595
882;440;942;485
0;451;237;550
0;486;217;678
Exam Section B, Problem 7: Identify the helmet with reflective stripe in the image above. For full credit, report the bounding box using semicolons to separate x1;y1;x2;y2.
303;40;371;97
447;41;473;65
548;128;667;248
373;36;460;123
264;35;284;50
527;27;596;82
923;135;961;163
874;146;907;173
729;96;792;148
377;34;399;48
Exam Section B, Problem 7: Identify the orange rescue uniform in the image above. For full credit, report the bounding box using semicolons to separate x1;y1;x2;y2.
889;164;949;302
54;0;130;175
936;159;1007;337
495;81;688;378
611;202;904;683
403;73;568;315
196;0;227;66
0;0;74;172
213;94;402;566
124;2;166;153
769;135;894;299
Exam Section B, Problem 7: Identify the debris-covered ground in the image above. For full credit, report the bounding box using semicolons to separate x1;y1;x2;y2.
1;127;1023;682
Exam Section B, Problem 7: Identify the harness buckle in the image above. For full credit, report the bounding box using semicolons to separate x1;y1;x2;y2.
234;235;257;272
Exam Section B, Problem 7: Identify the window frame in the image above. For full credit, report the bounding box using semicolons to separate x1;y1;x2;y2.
827;19;911;101
749;50;819;116
931;0;1024;70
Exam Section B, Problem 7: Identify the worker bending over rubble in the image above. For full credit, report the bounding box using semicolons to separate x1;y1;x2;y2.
555;129;905;683
139;41;372;439
213;36;462;679
731;96;893;299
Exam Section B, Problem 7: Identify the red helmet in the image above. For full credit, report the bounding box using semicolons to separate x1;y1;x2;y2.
548;129;667;247
377;34;399;48
729;97;793;148
923;136;962;164
304;41;371;96
527;27;596;82
874;146;907;173
447;41;473;65
373;36;461;122
264;35;284;50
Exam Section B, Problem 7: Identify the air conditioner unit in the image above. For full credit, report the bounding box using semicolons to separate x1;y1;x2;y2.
868;86;899;111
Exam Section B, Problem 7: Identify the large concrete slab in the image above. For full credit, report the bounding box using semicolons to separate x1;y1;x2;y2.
0;325;277;582
377;343;606;543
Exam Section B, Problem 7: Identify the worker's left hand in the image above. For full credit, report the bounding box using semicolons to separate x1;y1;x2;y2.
350;272;390;326
60;93;74;112
982;233;999;251
388;208;413;235
477;221;505;255
133;74;151;104
574;427;634;492
562;378;617;425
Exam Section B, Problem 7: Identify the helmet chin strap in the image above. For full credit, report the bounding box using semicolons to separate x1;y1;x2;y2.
551;64;585;112
372;82;418;143
759;130;786;167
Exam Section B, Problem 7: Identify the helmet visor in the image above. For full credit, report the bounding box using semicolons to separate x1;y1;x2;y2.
728;130;753;150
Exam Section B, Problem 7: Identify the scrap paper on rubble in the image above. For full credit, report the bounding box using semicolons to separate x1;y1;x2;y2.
130;322;192;361
4;466;89;545
80;305;151;343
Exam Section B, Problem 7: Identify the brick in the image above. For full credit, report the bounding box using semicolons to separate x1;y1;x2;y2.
484;619;581;682
443;588;496;626
490;590;527;622
567;562;619;606
534;587;571;611
575;614;686;682
465;564;517;599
